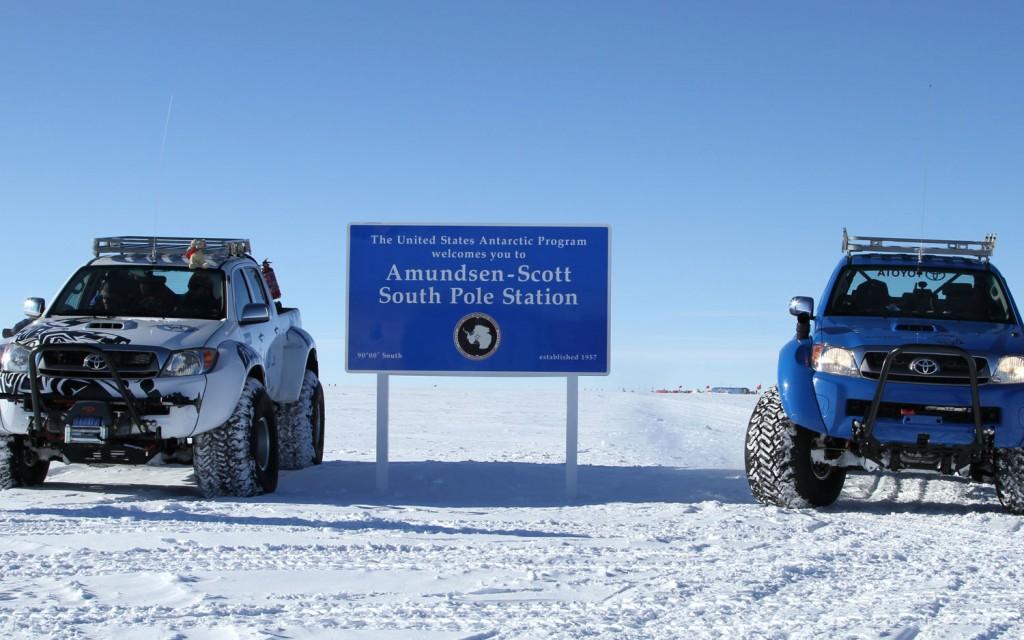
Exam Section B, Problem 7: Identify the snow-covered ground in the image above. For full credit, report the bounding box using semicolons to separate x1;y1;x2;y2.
2;387;1024;639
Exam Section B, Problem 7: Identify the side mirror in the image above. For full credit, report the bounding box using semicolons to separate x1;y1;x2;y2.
789;296;814;340
239;302;270;325
24;298;45;319
789;296;814;318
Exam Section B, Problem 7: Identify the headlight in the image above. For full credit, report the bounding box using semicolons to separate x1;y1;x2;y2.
812;344;860;377
160;349;218;377
0;343;31;374
991;356;1024;384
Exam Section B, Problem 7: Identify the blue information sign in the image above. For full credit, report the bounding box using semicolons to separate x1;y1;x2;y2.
347;224;610;375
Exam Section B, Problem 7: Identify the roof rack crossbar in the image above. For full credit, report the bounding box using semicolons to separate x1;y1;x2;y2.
93;236;252;260
842;229;996;260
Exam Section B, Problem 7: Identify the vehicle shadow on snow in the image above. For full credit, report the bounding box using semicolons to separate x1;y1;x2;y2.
31;481;200;501
29;461;755;508
264;460;755;508
15;464;752;539
29;466;1004;515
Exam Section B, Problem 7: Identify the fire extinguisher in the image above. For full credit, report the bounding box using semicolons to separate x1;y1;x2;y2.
262;259;282;299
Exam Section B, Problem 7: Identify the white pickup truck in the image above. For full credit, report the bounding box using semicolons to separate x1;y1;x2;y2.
0;236;324;497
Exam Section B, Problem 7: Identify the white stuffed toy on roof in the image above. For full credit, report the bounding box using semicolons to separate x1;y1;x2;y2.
185;239;208;269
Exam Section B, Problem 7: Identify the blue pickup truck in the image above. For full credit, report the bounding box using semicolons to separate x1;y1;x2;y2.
746;231;1024;513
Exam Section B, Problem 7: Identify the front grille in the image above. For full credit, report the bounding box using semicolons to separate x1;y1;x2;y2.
861;352;990;385
40;350;159;379
846;399;1000;425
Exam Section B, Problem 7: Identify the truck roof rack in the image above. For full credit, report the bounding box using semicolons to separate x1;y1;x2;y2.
93;236;252;261
842;229;996;261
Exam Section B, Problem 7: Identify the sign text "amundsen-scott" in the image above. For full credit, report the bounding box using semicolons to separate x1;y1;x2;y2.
380;264;578;306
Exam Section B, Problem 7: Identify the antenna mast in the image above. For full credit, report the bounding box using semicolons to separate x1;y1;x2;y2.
153;95;175;248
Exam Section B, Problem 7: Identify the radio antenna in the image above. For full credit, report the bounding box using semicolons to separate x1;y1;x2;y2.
153;95;174;241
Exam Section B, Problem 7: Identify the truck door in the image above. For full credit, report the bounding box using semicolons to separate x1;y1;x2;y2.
231;266;270;362
240;266;288;399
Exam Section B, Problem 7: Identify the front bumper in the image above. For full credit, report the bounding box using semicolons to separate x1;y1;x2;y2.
0;339;253;444
814;372;1024;448
0;373;207;439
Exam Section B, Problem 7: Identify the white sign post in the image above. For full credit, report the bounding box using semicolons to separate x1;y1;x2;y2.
376;374;389;492
565;375;579;500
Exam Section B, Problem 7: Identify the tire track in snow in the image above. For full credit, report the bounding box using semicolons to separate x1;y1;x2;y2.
847;473;883;500
5;389;1024;638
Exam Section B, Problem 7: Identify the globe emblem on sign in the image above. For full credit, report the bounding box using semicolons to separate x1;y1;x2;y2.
455;313;500;360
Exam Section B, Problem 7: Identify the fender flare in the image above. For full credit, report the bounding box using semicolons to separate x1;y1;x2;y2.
267;327;316;405
194;341;265;434
777;338;828;434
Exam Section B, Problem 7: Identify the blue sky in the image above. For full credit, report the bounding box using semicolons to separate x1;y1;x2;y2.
2;2;1023;389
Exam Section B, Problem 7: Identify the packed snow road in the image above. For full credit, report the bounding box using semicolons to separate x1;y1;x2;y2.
2;387;1024;639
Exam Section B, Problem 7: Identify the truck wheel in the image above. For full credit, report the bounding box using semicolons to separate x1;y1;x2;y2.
193;378;279;498
0;436;49;490
995;448;1024;514
745;386;846;508
277;370;325;470
0;437;15;490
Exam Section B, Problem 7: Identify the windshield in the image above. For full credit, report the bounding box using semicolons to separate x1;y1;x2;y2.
826;266;1015;324
51;266;226;320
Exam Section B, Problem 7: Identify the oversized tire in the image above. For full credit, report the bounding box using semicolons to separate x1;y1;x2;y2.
276;370;325;470
994;448;1024;514
745;386;846;508
0;436;14;491
193;378;279;497
0;435;49;490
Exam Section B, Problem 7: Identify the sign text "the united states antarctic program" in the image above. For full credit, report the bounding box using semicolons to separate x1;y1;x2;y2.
376;230;583;306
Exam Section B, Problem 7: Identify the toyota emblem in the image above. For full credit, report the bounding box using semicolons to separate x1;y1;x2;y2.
909;357;940;376
83;354;108;371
